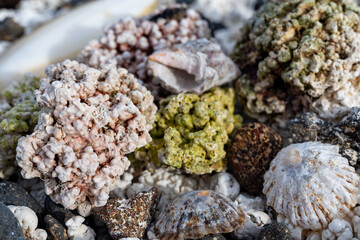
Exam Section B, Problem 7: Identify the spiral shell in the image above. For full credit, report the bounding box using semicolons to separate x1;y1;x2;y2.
263;142;360;230
155;190;245;239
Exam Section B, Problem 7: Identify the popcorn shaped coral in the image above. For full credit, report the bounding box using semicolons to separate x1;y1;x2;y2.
79;4;211;82
232;0;360;123
16;60;157;210
0;76;40;179
135;87;242;174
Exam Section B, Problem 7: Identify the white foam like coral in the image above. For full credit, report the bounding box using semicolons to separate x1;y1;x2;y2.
264;142;360;230
7;205;47;240
16;59;156;210
312;29;360;120
66;216;96;240
278;206;360;240
112;168;240;214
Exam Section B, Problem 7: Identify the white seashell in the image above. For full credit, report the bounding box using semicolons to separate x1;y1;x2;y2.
0;0;158;89
263;142;360;230
147;38;240;94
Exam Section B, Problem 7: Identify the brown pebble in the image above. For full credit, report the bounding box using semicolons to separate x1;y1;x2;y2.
99;187;160;239
44;214;68;240
0;17;24;41
229;123;282;194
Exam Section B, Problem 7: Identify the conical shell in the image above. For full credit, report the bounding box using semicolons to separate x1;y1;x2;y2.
263;142;360;230
155;190;245;239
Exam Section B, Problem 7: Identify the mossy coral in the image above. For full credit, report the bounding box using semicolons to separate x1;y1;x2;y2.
232;0;360;123
0;76;40;178
135;87;242;174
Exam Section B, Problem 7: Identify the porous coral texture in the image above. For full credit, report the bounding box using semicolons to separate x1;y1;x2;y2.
278;205;360;239
79;5;211;82
65;216;96;240
0;75;40;179
232;0;360;124
134;87;242;174
16;60;156;210
264;142;360;230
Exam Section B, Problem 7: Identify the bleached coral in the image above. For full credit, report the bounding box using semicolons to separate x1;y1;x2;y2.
16;60;156;210
278;207;360;240
209;172;240;201
264;142;360;230
233;209;271;239
79;5;211;82
234;193;266;213
112;168;241;215
7;205;47;240
65;216;96;240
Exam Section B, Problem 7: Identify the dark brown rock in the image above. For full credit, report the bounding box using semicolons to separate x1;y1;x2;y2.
0;17;24;41
289;108;360;166
99;187;160;239
257;223;292;240
0;0;20;9
44;214;68;240
229;123;282;194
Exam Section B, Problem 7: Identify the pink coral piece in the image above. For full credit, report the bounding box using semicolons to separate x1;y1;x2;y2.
16;60;156;210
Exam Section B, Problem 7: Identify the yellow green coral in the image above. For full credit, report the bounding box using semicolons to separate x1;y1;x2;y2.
0;76;40;179
135;87;242;174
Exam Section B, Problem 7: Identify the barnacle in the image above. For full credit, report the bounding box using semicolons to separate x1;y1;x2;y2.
16;60;157;210
0;75;40;179
232;0;360;124
135;87;242;174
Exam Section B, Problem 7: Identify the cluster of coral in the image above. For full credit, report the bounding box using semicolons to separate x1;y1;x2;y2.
232;0;360;126
135;87;241;174
2;0;360;239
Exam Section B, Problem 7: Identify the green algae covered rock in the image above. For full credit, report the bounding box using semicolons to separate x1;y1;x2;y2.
232;0;360;123
135;87;242;174
0;76;40;178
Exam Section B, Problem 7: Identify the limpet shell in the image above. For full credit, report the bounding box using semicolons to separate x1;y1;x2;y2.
155;190;245;239
263;142;360;230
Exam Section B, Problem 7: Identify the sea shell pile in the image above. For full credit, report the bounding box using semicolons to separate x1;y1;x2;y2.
1;0;360;240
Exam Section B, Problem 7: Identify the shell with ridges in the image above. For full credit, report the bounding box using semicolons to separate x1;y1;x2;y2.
155;190;245;239
263;142;360;230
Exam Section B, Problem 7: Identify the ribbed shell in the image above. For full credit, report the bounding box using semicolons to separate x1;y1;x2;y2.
263;142;360;230
155;190;245;239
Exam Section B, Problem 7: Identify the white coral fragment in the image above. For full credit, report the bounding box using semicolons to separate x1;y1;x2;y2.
66;216;96;240
7;205;47;240
264;142;360;230
16;60;156;210
233;209;271;239
209;172;240;200
147;38;240;94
